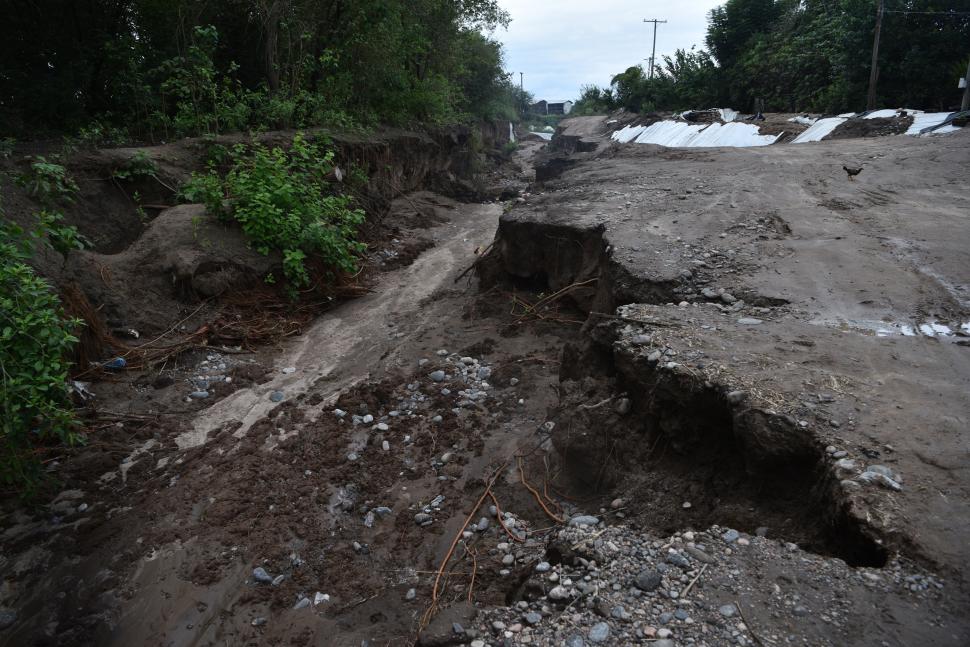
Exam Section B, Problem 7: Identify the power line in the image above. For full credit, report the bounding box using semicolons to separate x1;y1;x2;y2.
642;19;667;79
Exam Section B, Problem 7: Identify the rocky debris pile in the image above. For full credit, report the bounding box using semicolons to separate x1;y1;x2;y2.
183;351;238;400
463;522;946;647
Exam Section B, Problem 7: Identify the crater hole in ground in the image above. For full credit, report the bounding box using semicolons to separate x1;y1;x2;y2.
555;369;888;568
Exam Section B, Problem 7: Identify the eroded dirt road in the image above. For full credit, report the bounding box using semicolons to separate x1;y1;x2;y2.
2;128;969;647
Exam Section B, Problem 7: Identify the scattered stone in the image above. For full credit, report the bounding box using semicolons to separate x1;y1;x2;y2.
548;585;571;600
189;390;209;399
610;498;625;509
406;588;416;600
565;635;586;647
524;612;542;625
269;391;284;402
615;398;632;415
634;570;662;591
685;546;716;564
719;603;738;618
722;529;740;543
0;609;16;630
429;370;446;382
252;567;273;584
251;617;267;627
281;367;296;374
535;561;551;573
293;597;311;610
737;317;763;325
588;622;610;643
568;515;600;527
414;513;433;526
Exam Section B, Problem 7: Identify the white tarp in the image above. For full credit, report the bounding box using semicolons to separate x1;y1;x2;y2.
905;111;958;135
611;120;779;148
791;117;847;143
863;109;899;119
789;116;817;126
719;108;739;123
612;124;647;143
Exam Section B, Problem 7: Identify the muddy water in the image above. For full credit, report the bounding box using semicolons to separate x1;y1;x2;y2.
177;202;504;450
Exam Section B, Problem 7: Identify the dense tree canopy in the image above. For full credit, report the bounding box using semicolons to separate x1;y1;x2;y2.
0;0;518;139
573;0;970;115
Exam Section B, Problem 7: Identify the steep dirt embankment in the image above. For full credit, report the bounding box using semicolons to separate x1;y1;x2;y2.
3;122;514;341
480;123;970;586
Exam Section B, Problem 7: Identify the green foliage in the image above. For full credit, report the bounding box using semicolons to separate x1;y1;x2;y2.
112;152;159;181
182;133;366;290
0;212;82;492
0;2;514;139
0;138;14;159
16;158;79;206
581;0;970;114
72;120;129;149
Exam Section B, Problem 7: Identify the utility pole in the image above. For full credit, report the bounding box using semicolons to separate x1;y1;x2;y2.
866;0;884;110
961;58;970;111
520;72;523;90
643;19;667;79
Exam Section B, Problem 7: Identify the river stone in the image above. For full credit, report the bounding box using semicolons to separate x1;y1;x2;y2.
634;570;662;591
588;622;610;643
252;567;273;584
568;515;600;527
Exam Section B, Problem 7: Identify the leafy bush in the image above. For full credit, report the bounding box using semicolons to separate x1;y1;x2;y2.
112;151;158;181
16;157;79;206
182;133;366;290
0;213;82;492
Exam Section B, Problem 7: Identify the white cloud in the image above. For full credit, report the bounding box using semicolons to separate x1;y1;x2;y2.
495;0;724;102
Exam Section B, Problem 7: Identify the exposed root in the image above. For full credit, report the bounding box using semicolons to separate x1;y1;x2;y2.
420;461;507;630
488;492;525;543
517;456;564;524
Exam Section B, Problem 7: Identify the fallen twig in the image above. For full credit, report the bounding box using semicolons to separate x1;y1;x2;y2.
680;564;708;599
734;599;769;647
454;241;496;284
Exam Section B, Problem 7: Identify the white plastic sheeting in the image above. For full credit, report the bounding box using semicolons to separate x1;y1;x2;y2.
791;117;847;143
906;111;958;135
863;109;899;119
719;108;739;123
611;120;779;148
789;116;817;126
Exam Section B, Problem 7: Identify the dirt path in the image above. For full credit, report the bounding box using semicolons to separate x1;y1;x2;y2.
179;201;503;450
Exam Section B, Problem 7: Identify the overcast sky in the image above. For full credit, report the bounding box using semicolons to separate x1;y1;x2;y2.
495;0;725;102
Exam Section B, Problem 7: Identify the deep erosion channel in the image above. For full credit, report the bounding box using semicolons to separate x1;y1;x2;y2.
482;215;887;568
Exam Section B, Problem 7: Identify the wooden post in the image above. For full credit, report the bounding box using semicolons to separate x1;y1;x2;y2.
866;0;884;111
961;58;970;112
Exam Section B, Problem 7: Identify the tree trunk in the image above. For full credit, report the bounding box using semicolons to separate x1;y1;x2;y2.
262;0;284;93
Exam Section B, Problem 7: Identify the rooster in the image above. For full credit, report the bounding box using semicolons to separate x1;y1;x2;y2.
843;165;863;180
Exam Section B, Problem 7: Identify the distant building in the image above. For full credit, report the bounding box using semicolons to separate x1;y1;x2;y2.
531;100;573;116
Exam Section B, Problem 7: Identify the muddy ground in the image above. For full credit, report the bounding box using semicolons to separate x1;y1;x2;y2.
1;119;969;647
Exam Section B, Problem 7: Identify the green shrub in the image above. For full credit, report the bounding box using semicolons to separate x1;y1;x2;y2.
112;151;158;181
181;132;366;290
0;214;82;492
16;157;79;206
